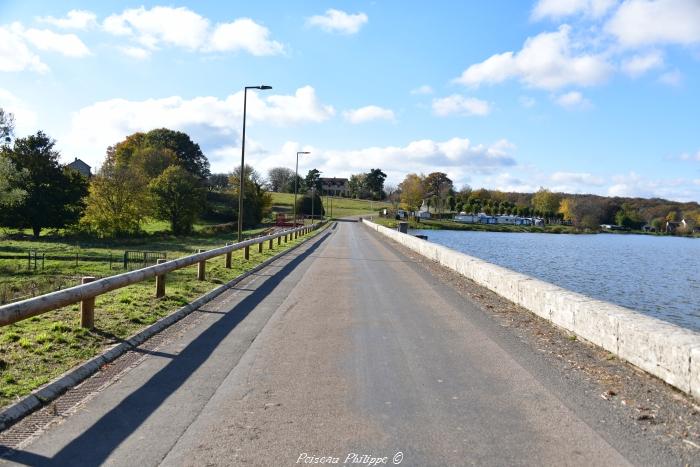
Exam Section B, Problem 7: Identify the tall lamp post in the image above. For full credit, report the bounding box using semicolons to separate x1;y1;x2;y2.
238;84;272;243
294;151;310;226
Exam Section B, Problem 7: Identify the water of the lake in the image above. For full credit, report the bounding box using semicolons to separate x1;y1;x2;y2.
410;229;700;331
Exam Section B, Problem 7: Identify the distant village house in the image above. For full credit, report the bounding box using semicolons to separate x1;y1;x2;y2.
320;177;348;196
66;158;91;178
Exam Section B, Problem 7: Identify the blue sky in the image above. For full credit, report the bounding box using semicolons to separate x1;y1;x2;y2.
0;0;699;200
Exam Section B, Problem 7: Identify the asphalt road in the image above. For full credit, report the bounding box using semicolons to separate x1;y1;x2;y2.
1;220;679;466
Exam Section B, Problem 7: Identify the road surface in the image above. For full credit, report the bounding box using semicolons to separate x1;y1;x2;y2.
0;220;678;466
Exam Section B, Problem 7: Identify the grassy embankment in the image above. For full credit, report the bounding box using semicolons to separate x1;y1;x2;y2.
372;217;578;234
0;223;326;407
269;192;390;219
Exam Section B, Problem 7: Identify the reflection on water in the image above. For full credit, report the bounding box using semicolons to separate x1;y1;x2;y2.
411;229;700;331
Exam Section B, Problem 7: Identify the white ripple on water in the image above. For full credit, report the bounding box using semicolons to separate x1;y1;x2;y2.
412;229;700;332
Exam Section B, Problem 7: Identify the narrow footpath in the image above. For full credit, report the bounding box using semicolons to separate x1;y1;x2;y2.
0;220;689;466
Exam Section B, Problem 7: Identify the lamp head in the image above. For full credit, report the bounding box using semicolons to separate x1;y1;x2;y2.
258;85;272;90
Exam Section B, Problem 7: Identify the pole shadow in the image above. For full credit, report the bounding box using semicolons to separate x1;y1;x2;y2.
1;230;332;466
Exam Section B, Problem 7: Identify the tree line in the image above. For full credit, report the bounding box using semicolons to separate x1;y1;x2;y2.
0;108;271;238
395;170;700;233
265;166;387;200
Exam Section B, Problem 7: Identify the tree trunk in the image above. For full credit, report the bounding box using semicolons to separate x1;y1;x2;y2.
32;226;41;238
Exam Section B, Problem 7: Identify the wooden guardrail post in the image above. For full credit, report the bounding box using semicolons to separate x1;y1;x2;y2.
244;245;250;260
225;243;232;268
277;235;281;245
258;240;263;253
268;238;273;250
80;276;96;329
155;259;167;298
197;249;206;280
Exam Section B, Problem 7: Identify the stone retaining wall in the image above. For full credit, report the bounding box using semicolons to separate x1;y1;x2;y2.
363;219;700;398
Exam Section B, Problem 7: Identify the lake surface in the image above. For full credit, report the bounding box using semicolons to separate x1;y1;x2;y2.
410;229;700;331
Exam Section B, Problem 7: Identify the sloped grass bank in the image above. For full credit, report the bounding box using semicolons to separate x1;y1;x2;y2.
0;227;323;408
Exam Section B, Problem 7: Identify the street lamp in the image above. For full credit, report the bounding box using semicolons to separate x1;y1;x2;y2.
238;84;272;243
294;151;310;226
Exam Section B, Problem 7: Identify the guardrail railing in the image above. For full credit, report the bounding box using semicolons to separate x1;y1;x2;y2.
0;222;325;328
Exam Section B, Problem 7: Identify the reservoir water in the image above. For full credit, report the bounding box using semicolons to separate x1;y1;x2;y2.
410;229;700;331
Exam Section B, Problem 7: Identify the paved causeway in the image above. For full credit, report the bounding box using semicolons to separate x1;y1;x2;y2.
1;221;675;466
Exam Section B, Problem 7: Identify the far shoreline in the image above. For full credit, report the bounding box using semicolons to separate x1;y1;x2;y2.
371;217;700;238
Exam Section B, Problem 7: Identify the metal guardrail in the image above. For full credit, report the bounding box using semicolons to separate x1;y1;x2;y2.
0;222;324;327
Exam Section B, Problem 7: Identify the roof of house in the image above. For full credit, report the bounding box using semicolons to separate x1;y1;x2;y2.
66;158;91;171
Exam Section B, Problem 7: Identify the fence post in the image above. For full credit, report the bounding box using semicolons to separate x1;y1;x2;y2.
225;243;232;268
155;259;167;298
80;276;96;329
268;238;273;250
258;241;263;253
277;235;281;245
244;245;250;260
197;249;206;280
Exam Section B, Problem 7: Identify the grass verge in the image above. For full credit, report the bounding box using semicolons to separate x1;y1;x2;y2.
0;226;325;408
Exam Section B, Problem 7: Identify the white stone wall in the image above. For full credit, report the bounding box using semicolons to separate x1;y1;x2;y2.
363;220;700;398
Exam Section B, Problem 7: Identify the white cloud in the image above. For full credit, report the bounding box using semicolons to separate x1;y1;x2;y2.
679;150;700;161
207;19;283;55
343;105;395;124
532;0;618;20
37;10;97;30
605;0;700;47
555;91;591;109
658;68;683;86
0;25;48;73
118;46;150;60
0;88;38;135
621;50;664;76
103;6;284;55
410;85;434;95
455;25;612;90
63;86;334;169
248;137;517;187
103;6;210;50
432;95;492;116
20;27;91;57
307;9;368;34
550;171;605;186
519;96;537;107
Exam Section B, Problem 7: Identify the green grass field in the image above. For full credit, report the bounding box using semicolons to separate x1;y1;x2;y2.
0;224;327;407
270;192;390;219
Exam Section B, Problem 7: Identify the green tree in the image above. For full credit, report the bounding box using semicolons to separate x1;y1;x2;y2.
615;203;644;229
399;173;425;212
305;168;322;192
267;167;295;192
348;173;368;199
0;153;26;207
228;164;272;228
365;168;387;200
150;166;205;234
207;173;230;191
113;129;210;179
532;188;561;223
296;192;325;218
81;159;150;237
0;108;15;144
1;132;88;237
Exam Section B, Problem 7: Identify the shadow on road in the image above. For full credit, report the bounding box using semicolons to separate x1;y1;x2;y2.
1;230;332;466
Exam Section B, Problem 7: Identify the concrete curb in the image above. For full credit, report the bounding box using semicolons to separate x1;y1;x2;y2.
363;219;700;398
0;224;330;430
